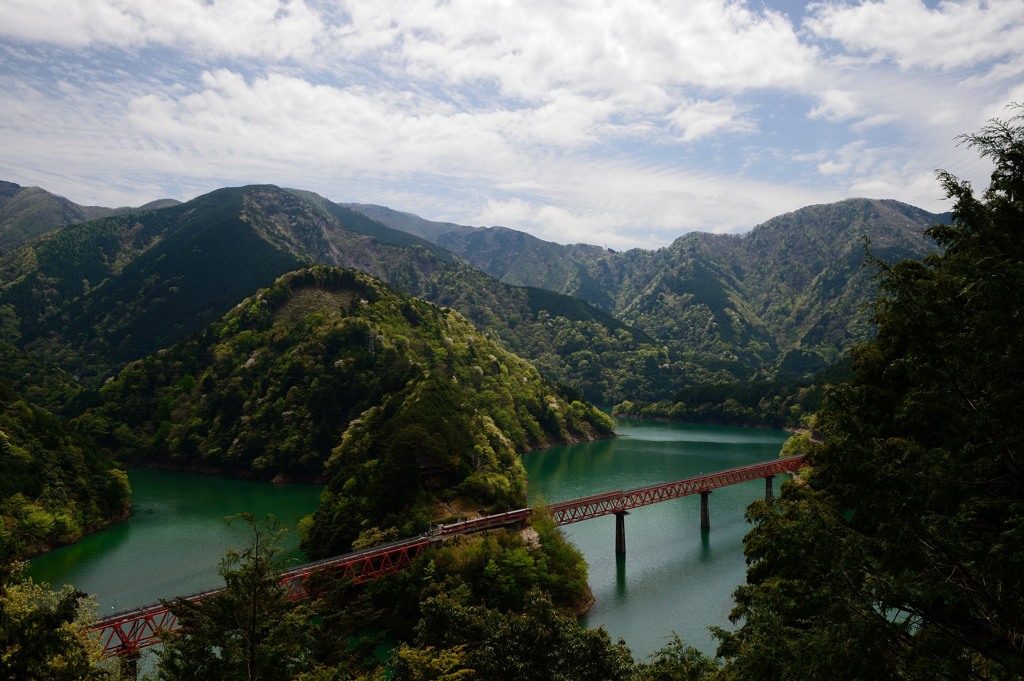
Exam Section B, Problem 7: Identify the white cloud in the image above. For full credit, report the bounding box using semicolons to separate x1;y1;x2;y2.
809;89;859;121
0;0;326;59
806;0;1024;71
466;158;837;249
0;0;819;97
335;0;817;100
667;99;758;142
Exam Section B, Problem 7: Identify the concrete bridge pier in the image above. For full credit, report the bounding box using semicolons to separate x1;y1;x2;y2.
615;511;628;555
700;491;711;529
765;475;775;501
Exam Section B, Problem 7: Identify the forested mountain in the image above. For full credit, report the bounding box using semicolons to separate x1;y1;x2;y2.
78;266;613;554
0;180;948;412
0;184;647;405
355;198;945;380
0;180;178;254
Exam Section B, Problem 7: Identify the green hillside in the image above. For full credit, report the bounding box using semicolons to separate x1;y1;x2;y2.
0;187;305;384
0;180;178;255
79;266;613;555
0;180;952;414
0;184;652;406
0;380;130;557
356;197;947;385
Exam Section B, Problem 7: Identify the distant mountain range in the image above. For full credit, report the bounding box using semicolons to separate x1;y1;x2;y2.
0;180;180;254
0;180;948;404
348;196;946;382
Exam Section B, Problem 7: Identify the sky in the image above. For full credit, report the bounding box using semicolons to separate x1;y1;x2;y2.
1;1;1022;249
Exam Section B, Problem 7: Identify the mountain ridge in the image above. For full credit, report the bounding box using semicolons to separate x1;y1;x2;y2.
351;196;947;381
0;180;179;254
0;184;647;405
0;180;949;403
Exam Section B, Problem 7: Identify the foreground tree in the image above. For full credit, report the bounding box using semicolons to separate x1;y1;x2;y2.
154;515;383;681
0;537;110;680
717;106;1024;679
154;515;311;680
391;589;636;681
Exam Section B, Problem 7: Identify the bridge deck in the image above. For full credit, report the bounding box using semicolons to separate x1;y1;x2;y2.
546;455;804;525
89;455;803;657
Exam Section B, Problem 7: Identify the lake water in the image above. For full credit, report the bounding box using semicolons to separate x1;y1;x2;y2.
522;419;790;658
26;470;323;616
27;420;789;659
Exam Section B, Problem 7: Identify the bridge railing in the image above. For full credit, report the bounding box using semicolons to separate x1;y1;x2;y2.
547;455;804;525
88;455;804;657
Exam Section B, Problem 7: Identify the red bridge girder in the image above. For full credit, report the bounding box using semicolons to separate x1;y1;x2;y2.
89;510;533;657
545;455;804;526
88;457;803;657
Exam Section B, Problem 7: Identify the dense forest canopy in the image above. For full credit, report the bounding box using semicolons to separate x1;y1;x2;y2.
715;106;1024;679
0;380;130;558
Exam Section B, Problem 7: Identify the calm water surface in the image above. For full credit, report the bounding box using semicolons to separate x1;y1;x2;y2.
26;470;322;616
27;420;788;660
522;419;790;658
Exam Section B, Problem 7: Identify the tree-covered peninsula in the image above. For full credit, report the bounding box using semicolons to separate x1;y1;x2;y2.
78;266;613;554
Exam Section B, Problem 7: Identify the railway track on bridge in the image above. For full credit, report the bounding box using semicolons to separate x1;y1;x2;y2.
90;455;804;657
546;455;804;524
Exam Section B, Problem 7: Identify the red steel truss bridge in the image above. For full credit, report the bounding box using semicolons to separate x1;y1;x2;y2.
545;454;805;525
90;455;803;658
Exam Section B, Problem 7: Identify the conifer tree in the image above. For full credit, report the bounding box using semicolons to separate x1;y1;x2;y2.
716;106;1024;679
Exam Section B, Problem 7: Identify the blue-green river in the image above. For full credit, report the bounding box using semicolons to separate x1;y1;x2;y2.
27;419;789;659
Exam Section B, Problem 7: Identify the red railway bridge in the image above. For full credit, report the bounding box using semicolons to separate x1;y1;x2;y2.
91;455;804;659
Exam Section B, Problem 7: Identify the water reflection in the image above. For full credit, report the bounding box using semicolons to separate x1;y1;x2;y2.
26;470;322;613
526;419;788;658
615;553;627;602
699;527;712;562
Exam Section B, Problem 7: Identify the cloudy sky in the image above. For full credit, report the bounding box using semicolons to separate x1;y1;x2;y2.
1;1;1022;249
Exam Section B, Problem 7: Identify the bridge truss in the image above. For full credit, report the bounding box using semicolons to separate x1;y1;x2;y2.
545;455;805;525
89;456;803;657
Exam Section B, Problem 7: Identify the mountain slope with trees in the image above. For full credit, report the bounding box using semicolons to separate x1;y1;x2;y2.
79;266;613;554
0;179;949;410
0;180;178;255
353;197;945;385
0;185;650;406
0;380;130;558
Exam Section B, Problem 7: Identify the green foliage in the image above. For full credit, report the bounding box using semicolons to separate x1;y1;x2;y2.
717;107;1024;679
0;538;111;680
371;513;591;635
0;382;130;559
636;634;719;681
0;340;91;415
154;515;384;681
612;373;836;429
392;589;635;681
